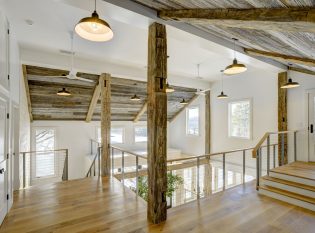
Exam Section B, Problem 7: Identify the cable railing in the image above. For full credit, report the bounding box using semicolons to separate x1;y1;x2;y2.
252;129;304;189
110;143;278;207
20;149;68;189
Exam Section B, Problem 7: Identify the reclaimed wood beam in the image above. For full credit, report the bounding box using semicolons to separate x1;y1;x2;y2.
86;79;101;122
133;101;147;123
159;8;315;33
278;72;288;165
289;67;315;76
204;90;212;197
245;48;315;67
147;22;167;224
170;94;199;122
22;65;33;122
100;73;111;176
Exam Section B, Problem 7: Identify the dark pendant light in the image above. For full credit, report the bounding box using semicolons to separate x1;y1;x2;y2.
75;0;113;42
166;82;175;93
281;78;300;89
180;98;188;105
130;94;141;101
57;88;71;96
217;70;229;99
224;38;247;75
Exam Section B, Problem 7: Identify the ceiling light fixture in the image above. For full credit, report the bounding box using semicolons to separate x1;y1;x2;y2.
217;70;228;99
224;38;247;75
166;82;175;93
57;88;71;96
75;0;113;42
180;98;188;105
281;65;300;89
130;94;141;101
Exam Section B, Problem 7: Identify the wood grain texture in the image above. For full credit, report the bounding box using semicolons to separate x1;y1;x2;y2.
86;79;101;122
22;65;33;122
289;66;315;76
245;48;315;67
271;161;315;180
278;72;288;165
147;22;168;224
100;73;111;176
134;101;148;122
135;0;315;74
1;178;314;233
159;8;315;33
25;65;196;121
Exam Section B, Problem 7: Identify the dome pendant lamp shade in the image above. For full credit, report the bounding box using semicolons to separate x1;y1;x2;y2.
224;58;247;75
57;88;71;96
130;94;141;101
217;91;228;99
75;0;113;42
180;98;188;105
165;82;175;93
281;78;300;89
224;38;247;75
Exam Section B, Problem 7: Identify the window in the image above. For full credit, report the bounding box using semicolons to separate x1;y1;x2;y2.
134;126;147;142
228;99;251;139
97;127;124;144
186;106;200;136
34;128;56;177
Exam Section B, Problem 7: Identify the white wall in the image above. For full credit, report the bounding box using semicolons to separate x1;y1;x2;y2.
31;120;149;180
211;69;278;153
287;71;315;162
169;95;205;156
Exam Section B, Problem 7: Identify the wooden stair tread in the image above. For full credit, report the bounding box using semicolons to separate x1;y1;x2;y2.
270;161;315;181
259;185;315;205
261;176;315;192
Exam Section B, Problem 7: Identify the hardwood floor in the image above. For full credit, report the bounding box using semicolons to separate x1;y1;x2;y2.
0;177;314;233
271;161;315;180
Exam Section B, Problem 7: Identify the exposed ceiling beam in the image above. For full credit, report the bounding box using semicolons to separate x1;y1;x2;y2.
86;79;101;122
245;48;315;67
159;8;315;33
102;0;286;70
22;65;33;122
289;67;315;76
133;101;147;123
170;94;199;123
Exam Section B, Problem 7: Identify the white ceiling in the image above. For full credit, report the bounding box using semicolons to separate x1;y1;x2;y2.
2;0;282;83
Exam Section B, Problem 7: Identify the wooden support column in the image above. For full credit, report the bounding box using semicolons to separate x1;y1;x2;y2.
100;73;111;176
147;22;167;224
22;65;33;122
204;90;212;196
278;72;288;165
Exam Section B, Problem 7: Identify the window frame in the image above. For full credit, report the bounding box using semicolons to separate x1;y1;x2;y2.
96;126;125;145
228;99;252;140
134;125;148;143
31;126;58;179
186;105;200;137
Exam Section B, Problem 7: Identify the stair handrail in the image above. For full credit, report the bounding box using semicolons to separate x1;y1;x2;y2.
253;129;304;190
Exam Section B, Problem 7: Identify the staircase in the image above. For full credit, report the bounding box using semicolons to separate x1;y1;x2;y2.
258;161;315;211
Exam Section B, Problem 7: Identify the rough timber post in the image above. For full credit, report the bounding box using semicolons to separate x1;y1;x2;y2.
100;73;111;176
147;22;167;224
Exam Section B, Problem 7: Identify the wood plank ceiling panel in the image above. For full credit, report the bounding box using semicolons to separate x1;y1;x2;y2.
135;0;315;72
26;65;197;121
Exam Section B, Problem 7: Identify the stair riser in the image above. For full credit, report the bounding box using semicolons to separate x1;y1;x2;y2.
269;172;315;186
259;189;315;211
261;179;315;198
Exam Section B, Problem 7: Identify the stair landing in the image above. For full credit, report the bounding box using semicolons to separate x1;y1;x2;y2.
270;161;315;180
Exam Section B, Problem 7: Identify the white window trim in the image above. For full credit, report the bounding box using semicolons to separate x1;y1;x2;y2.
228;98;252;140
186;105;200;137
96;126;126;144
134;125;148;143
31;126;58;179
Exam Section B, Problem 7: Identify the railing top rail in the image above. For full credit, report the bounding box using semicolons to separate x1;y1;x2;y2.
20;149;68;154
110;146;147;159
252;129;304;157
166;143;278;163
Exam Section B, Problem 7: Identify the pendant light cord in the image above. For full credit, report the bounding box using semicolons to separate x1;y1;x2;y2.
70;32;74;71
197;64;200;78
221;70;224;92
233;39;236;59
94;0;97;12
